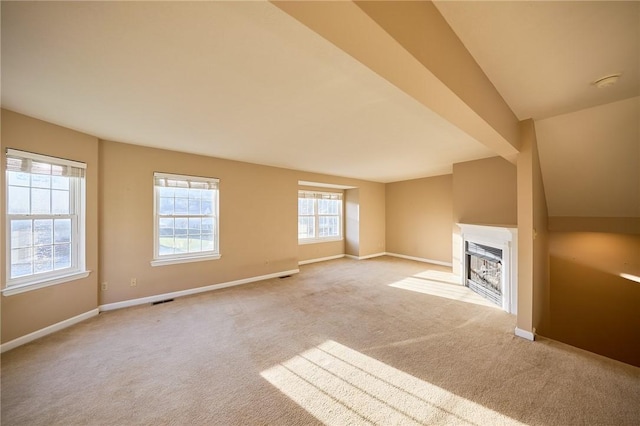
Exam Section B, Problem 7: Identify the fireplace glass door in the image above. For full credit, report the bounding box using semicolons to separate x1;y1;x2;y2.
465;242;502;306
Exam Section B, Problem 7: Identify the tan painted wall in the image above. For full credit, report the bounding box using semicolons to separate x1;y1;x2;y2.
531;123;550;335
548;217;640;235
298;240;344;263
357;183;386;257
272;1;520;161
354;0;519;151
385;175;453;263
450;156;517;275
516;120;550;336
99;141;386;305
1;110;99;343
294;174;385;258
0;110;386;346
452;156;517;226
345;188;360;257
98;140;298;305
548;232;640;367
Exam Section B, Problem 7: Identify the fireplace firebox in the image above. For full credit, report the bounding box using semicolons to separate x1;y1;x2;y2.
465;242;503;306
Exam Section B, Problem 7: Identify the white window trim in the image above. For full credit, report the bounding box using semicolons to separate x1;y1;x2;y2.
298;190;344;244
299;236;343;245
5;149;88;294
2;270;91;296
150;253;221;267
151;172;220;267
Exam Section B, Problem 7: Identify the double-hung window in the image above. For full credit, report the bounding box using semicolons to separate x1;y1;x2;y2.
5;149;88;294
152;172;220;266
298;191;343;243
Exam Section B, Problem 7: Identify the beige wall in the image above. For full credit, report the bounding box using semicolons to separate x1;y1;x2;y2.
344;188;360;257
452;156;518;276
354;0;519;151
99;140;297;304
358;182;386;257
1;110;99;343
531;122;550;335
1;111;387;344
547;232;640;367
298;240;344;263
294;174;385;258
273;0;520;161
453;156;517;226
385;175;453;263
99;141;386;305
516;120;550;337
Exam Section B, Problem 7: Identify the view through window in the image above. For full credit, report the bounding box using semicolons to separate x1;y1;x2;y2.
153;172;219;265
298;190;342;242
6;149;86;291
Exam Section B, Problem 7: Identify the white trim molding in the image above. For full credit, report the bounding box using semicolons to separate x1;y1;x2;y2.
2;271;91;296
345;252;386;260
299;254;345;266
1;308;99;353
150;253;221;267
515;327;536;341
457;223;518;314
99;269;300;312
384;252;452;267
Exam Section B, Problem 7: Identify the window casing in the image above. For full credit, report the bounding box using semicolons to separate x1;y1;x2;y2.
298;191;343;243
152;172;220;266
5;149;88;294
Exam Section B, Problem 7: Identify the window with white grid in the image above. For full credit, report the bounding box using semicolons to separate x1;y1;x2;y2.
152;172;220;266
298;191;342;243
5;149;88;294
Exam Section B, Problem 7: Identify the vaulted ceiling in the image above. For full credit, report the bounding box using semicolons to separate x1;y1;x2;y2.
434;1;639;218
2;1;638;217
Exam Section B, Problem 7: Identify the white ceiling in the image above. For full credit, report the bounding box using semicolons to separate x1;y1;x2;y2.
435;0;639;218
1;1;495;183
434;1;639;121
3;1;638;217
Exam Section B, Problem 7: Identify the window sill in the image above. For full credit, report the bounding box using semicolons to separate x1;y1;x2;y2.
150;253;221;267
2;270;91;296
299;238;343;245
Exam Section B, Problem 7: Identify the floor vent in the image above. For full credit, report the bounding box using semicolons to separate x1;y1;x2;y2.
152;299;174;305
279;275;292;279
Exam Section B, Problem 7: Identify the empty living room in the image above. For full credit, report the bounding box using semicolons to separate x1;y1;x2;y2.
1;1;638;425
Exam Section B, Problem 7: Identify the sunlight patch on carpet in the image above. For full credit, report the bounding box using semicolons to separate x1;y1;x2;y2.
261;340;525;426
388;275;497;308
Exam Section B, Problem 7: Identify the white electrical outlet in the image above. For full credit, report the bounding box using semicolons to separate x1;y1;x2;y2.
130;278;137;287
101;282;108;291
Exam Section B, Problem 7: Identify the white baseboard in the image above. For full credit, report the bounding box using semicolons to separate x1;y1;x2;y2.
345;252;386;260
1;308;99;353
515;327;536;341
298;254;345;265
384;252;453;267
99;268;300;312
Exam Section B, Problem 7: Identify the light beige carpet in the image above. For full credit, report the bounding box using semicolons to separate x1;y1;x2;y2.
2;257;639;425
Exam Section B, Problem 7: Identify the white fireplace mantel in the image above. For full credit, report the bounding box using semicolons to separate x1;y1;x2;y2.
457;223;518;314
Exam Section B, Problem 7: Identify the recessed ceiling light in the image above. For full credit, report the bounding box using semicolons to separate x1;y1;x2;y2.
592;73;621;89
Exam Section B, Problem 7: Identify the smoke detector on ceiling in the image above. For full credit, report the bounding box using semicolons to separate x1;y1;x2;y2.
592;73;621;89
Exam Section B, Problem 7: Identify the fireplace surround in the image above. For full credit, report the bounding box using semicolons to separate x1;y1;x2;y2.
457;224;518;314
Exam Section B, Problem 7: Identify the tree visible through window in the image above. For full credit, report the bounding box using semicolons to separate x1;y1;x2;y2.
152;172;219;266
5;149;87;291
298;191;342;242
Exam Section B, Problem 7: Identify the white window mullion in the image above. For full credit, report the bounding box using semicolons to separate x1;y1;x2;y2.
298;189;343;243
152;172;220;266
